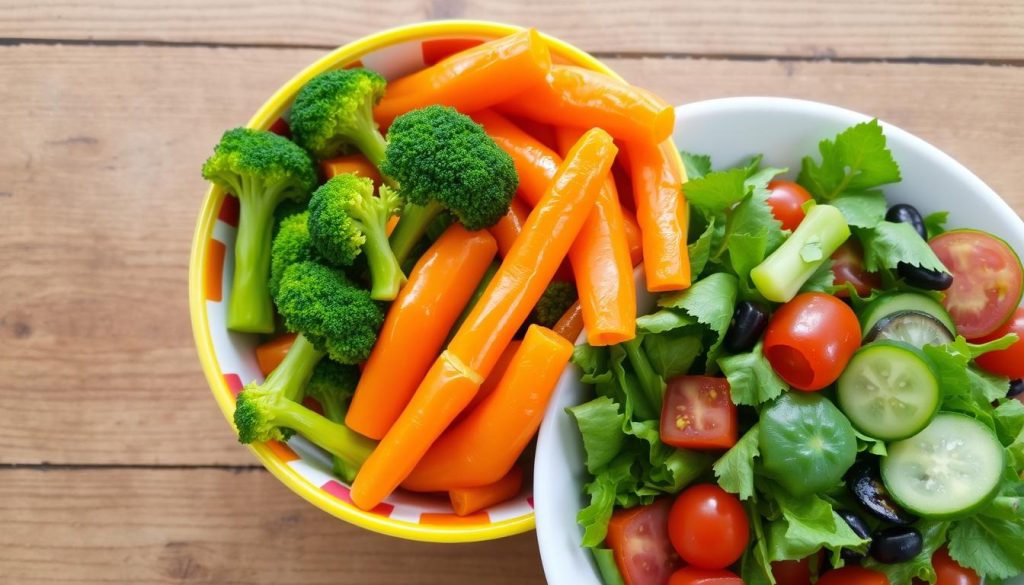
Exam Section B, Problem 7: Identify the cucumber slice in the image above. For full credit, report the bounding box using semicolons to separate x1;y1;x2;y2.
837;341;940;441
881;413;1004;518
859;292;956;339
864;311;955;348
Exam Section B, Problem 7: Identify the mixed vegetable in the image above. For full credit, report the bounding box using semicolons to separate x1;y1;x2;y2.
202;30;685;516
570;122;1024;584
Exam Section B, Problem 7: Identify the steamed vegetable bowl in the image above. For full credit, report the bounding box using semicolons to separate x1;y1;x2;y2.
188;20;684;542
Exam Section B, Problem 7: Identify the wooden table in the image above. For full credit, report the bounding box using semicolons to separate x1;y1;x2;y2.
2;2;1021;582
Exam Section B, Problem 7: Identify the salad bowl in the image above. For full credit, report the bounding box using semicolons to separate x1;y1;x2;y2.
534;97;1024;584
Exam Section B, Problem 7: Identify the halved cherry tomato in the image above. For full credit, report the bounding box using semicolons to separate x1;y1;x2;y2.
606;498;681;585
763;292;861;390
766;180;813;231
668;484;749;570
771;557;813;585
832;239;882;297
255;333;296;376
817;566;890;585
971;307;1024;378
930;229;1024;338
660;376;737;450
933;547;981;585
668;567;743;585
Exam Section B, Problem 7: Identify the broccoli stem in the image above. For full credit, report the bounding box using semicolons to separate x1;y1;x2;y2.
273;398;376;472
264;334;325;402
388;200;444;265
353;120;387;169
228;185;281;333
314;393;359;482
363;218;407;301
623;338;665;416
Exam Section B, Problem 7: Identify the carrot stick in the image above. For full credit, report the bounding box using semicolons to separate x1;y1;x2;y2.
345;226;497;440
553;301;584;342
471;110;560;208
350;129;616;510
449;466;524;516
455;340;521;424
630;139;691;292
255;333;296;376
488;197;530;258
504;115;559;151
498;65;675;144
374;29;552;127
621;209;644;267
555;127;636;346
403;325;573;491
320;154;382;185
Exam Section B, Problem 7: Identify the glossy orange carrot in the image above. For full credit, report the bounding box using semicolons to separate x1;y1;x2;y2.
456;340;521;423
505;115;559;151
350;129;615;510
320;154;382;185
488;197;530;258
621;209;644;266
471;110;560;207
555;127;636;346
256;333;296;376
630;139;691;291
498;65;675;144
345;226;498;440
374;29;552;127
404;325;573;491
449;466;524;516
554;301;584;342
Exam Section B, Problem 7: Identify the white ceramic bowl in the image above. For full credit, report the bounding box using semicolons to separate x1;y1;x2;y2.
534;97;1024;585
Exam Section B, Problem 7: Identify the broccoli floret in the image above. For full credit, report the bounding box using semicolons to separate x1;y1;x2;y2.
272;198;309;237
202;128;317;333
304;360;362;481
381;105;518;263
290;68;388;164
308;174;406;300
269;211;316;302
233;380;375;473
275;260;384;364
531;280;578;328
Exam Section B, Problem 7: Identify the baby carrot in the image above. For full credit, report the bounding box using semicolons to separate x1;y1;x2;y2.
630;139;691;292
621;209;644;267
454;340;521;425
553;301;584;342
403;325;573;491
471;110;560;207
449;466;524;516
345;225;498;440
488;197;530;258
374;29;552;127
498;65;675;144
350;129;616;510
555;127;636;346
255;333;296;376
320;153;382;185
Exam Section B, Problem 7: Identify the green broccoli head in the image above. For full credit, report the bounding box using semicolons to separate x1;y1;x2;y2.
381;105;518;230
305;359;360;411
290;68;388;163
532;280;578;328
269;211;316;301
233;383;287;444
202;128;317;204
275;260;384;363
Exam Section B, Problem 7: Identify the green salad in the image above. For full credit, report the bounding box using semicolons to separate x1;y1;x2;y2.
570;121;1024;585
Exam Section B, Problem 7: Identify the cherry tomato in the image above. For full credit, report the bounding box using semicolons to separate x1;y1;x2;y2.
606;498;681;585
817;566;890;585
668;567;744;585
668;484;749;570
763;292;861;390
933;547;980;585
971;307;1024;378
660;376;738;450
930;229;1024;338
771;557;813;585
832;240;882;297
766;180;813;231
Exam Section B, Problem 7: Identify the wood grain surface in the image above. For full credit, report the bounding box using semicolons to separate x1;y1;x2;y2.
1;3;1021;583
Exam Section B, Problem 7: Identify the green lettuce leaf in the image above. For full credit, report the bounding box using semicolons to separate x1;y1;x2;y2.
797;119;901;200
714;425;760;500
857;221;949;273
567;397;627;474
681;151;713;180
719;341;789;406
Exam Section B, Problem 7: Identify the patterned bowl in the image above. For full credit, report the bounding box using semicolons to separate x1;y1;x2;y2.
188;20;646;542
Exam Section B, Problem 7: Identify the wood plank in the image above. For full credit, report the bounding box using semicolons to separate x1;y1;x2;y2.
0;467;545;584
3;0;1024;61
2;45;1023;465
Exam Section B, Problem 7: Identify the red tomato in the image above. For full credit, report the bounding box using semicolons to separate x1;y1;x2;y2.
933;547;981;585
660;376;738;450
763;292;861;390
766;180;813;231
817;566;890;585
771;558;813;585
971;307;1024;378
668;484;749;570
668;567;743;585
606;498;681;585
832;240;882;298
930;230;1024;338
